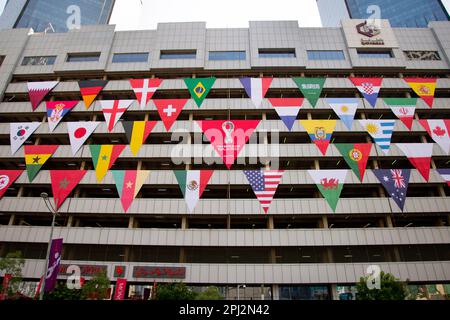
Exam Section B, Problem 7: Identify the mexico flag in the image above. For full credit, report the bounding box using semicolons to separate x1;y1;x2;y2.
78;80;108;109
268;98;303;131
418;119;450;155
129;78;162;110
404;78;437;108
24;145;58;182
383;98;417;130
122;121;157;156
396;143;433;181
334;143;372;182
112;170;150;212
27;81;59;111
174;170;214;213
89;144;126;182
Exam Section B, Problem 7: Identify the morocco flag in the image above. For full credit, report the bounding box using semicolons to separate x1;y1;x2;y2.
112;170;150;212
396;143;433;181
78;80;108;109
334;143;372;182
89;145;126;182
174;170;214;213
50;170;87;210
0;170;23;199
24;145;58;182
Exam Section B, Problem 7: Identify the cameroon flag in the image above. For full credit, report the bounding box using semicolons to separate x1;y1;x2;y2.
78;80;108;109
89;145;126;182
334;143;372;182
112;170;150;212
122;121;157;156
24;145;58;182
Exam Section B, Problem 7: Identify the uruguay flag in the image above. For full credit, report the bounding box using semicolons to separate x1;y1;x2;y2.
326;98;359;130
349;77;383;108
240;77;273;108
268;98;304;131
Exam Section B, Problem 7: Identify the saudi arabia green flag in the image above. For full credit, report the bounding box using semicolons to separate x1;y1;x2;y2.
308;169;348;212
184;77;216;107
292;77;325;108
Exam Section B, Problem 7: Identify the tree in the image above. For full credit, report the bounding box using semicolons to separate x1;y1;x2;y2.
44;282;82;300
356;271;408;300
155;283;197;300
81;271;111;300
0;251;25;299
196;286;224;300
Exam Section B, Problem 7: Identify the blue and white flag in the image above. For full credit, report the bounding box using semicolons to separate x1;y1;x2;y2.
268;98;303;131
240;78;272;108
373;169;411;211
359;120;395;154
327;98;359;130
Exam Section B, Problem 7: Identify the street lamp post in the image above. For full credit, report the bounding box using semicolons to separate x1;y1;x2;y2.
39;192;58;300
237;284;246;300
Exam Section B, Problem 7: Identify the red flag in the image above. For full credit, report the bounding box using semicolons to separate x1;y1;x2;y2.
50;170;87;210
27;81;59;111
129;78;163;110
0;170;23;199
154;99;188;131
113;278;127;300
396;143;433;181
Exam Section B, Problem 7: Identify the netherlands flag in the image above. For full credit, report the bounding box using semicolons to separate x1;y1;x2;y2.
268;98;304;131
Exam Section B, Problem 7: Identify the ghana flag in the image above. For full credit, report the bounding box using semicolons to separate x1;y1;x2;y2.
24;145;59;182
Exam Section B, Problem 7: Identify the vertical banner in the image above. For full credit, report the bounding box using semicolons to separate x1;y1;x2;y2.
113;278;127;300
0;274;12;300
44;238;63;293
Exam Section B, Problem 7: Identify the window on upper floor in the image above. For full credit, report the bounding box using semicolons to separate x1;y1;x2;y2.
112;52;149;63
160;50;197;60
258;48;296;58
357;49;393;59
21;56;56;66
404;50;441;61
307;50;345;60
66;52;101;62
208;51;246;61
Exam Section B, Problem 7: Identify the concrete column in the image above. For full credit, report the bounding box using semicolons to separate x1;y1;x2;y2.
181;216;188;229
326;248;333;263
226;215;231;229
272;284;279;300
128;216;135;228
330;284;339;300
307;112;312;120
8;214;15;225
66;215;73;227
321;216;329;228
179;248;185;263
267;216;274;229
385;215;394;228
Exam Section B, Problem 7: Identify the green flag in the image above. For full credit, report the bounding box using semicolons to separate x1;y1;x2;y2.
308;170;348;212
292;77;325;108
334;143;372;182
184;77;216;107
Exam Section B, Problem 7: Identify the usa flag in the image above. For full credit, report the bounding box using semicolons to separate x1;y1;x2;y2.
243;169;284;213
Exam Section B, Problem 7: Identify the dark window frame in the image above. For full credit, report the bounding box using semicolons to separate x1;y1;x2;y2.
66;52;101;63
208;51;246;61
306;50;346;61
112;52;149;63
258;48;296;58
357;49;394;59
21;55;57;66
160;50;197;60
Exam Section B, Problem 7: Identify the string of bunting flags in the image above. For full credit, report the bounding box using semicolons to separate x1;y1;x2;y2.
1;76;447;214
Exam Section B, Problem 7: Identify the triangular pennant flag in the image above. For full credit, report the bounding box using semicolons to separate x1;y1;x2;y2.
334;143;372;182
100;100;133;132
129;78;163;110
27;81;59;111
50;170;87;210
418;119;450;155
89;144;126;182
327;98;359;130
396;143;433;181
267;98;304;131
243;169;284;214
436;168;450;186
373;169;411;211
78;80;108;109
112;170;150;212
308;169;347;212
358;120;395;154
240;77;273;108
174;170;214;213
122;121;156;156
45;101;78;132
10;122;41;155
67;121;100;155
196;120;260;169
153;99;188;131
299;120;337;155
0;170;23;199
384;98;417;130
349;77;382;108
404;78;437;108
24;145;58;182
184;77;216;107
292;77;325;108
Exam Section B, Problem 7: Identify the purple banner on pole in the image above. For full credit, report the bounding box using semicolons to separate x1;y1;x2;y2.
44;238;63;293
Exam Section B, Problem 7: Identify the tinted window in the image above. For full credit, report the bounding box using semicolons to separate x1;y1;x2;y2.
258;49;296;58
307;50;345;60
66;53;100;62
22;56;56;66
208;51;246;61
160;50;196;59
112;53;149;63
357;50;393;58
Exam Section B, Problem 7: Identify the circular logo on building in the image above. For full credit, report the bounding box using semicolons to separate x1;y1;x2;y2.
349;148;362;162
187;180;198;191
0;175;10;190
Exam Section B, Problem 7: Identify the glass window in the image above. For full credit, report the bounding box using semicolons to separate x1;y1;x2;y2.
307;50;345;60
112;53;149;63
66;53;100;62
404;51;441;61
160;50;196;60
279;285;330;300
208;51;246;61
357;50;393;59
258;49;296;58
22;56;56;66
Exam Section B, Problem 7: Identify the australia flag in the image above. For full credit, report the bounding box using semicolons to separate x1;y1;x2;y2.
373;169;411;211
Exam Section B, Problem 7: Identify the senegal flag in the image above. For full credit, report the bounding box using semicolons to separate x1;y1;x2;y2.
24;145;58;182
174;170;214;213
89;144;126;182
334;143;372;182
112;170;150;212
122;121;157;156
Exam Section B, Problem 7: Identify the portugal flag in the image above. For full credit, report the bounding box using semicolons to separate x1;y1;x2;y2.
174;170;214;213
24;145;58;182
50;170;87;210
89;145;126;182
112;170;150;212
334;143;372;182
404;78;437;108
122;121;157;156
78;80;108;109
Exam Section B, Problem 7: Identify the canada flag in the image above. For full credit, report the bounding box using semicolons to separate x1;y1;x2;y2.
418;119;450;155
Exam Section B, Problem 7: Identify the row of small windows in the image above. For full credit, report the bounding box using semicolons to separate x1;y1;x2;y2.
18;49;443;66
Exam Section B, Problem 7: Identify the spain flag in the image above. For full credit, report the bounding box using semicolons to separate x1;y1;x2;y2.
404;78;437;108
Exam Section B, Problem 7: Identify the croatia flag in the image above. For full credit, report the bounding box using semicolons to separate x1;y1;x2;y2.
240;78;272;108
349;77;383;108
268;98;304;131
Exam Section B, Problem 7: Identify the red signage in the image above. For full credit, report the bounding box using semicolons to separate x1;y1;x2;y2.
0;274;12;300
133;266;186;279
59;264;108;276
113;278;127;300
